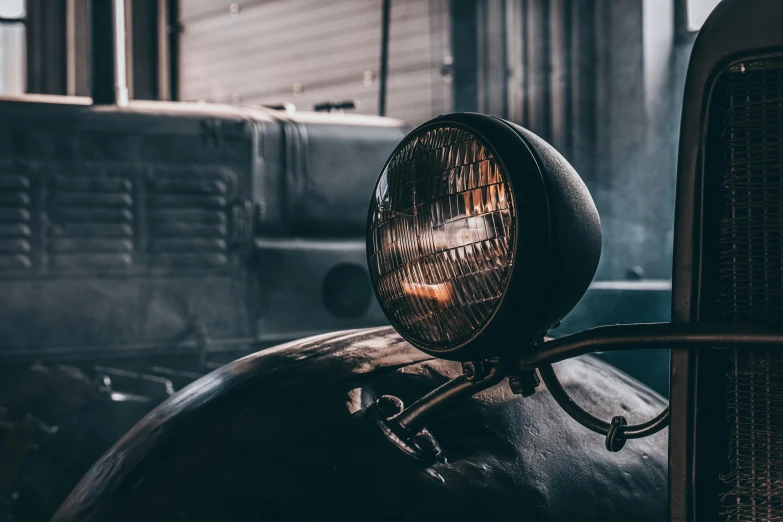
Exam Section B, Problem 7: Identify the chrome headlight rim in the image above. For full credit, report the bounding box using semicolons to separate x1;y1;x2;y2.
366;113;553;361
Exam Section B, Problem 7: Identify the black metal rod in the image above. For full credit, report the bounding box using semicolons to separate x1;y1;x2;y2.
539;364;669;439
378;0;390;116
396;365;504;432
520;322;783;369
167;0;179;101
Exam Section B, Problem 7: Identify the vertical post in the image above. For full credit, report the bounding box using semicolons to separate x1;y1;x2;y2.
91;0;114;103
167;0;179;101
500;0;508;119
450;0;478;112
66;0;91;96
128;0;162;100
67;0;77;95
91;0;128;105
113;0;129;105
26;0;68;95
378;0;391;116
157;0;170;100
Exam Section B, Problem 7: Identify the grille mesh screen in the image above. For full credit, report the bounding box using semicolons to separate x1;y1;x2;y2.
720;60;783;522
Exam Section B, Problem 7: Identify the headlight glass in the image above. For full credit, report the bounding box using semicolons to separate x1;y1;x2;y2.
368;126;515;348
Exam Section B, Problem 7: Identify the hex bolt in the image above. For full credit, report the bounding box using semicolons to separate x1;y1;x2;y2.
509;369;540;397
462;361;488;382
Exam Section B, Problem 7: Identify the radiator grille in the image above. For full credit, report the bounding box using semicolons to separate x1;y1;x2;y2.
720;60;783;522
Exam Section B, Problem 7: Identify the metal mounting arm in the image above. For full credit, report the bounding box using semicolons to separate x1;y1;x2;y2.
538;364;669;451
371;322;783;458
524;322;783;451
520;322;783;369
371;360;505;462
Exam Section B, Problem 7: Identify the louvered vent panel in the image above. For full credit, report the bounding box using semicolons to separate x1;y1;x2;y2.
46;175;135;269
146;170;232;268
0;174;33;271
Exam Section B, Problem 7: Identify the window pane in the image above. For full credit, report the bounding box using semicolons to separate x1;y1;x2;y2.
0;23;25;95
0;0;24;19
688;0;721;31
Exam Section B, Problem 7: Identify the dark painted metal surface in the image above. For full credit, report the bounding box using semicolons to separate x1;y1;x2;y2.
53;327;668;522
668;2;783;521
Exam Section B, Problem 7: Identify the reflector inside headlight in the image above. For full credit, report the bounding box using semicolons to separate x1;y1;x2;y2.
367;126;515;349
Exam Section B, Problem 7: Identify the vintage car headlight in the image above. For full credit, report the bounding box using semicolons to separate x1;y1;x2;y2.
367;113;602;361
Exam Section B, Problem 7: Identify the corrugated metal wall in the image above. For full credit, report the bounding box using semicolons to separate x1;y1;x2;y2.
494;0;679;281
498;0;597;178
179;0;451;125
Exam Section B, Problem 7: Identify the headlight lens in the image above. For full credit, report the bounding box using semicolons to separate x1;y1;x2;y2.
367;126;515;349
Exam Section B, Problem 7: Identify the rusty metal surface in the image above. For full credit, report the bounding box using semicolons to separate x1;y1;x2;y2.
53;327;668;522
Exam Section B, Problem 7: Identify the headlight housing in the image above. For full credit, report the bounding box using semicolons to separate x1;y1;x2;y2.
367;113;601;361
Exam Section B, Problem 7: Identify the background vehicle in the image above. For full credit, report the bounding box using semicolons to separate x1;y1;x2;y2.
0;95;406;521
0;3;406;519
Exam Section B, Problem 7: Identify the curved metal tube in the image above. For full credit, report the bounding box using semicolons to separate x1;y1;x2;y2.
538;364;669;442
521;322;783;369
396;365;505;432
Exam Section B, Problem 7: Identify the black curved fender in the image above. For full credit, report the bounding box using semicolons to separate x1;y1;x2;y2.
52;327;667;522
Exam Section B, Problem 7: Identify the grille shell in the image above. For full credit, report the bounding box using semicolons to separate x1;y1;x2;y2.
720;59;783;522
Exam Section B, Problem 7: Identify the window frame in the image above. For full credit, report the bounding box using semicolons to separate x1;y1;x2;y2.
0;1;27;95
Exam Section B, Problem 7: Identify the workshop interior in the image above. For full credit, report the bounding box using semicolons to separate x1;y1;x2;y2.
3;0;782;521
